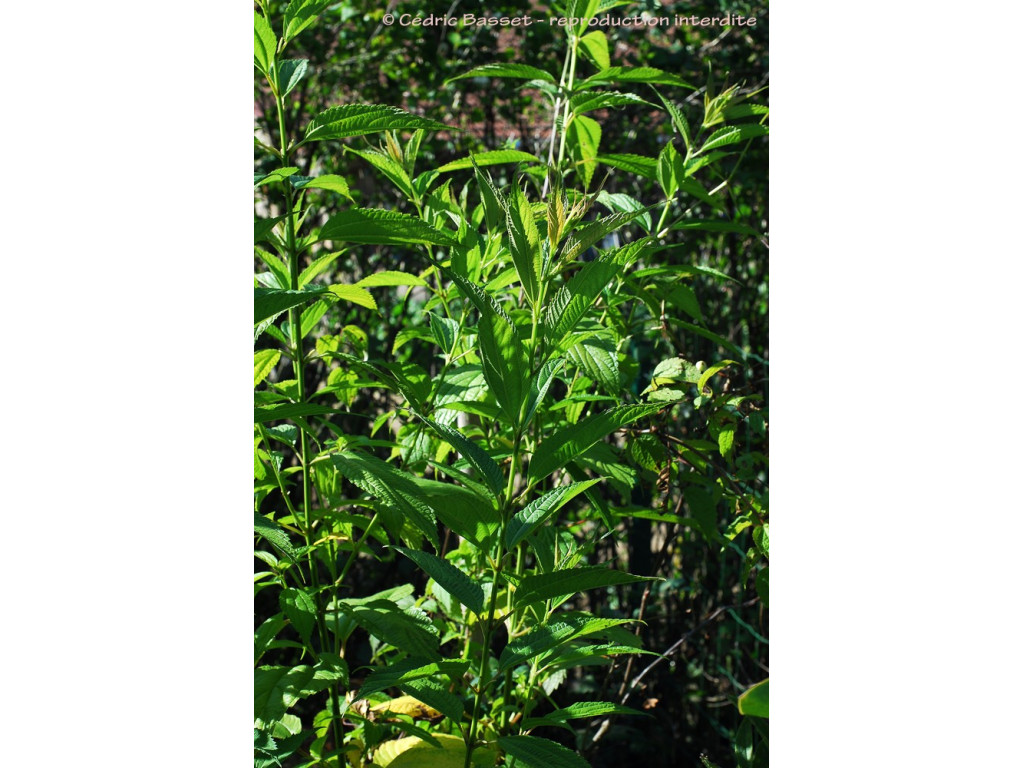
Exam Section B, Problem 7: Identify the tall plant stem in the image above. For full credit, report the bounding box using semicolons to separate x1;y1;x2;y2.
276;90;347;767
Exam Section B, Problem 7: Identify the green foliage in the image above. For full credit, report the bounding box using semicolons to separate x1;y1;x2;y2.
254;2;767;766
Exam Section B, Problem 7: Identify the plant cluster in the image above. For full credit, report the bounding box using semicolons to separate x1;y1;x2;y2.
255;2;768;766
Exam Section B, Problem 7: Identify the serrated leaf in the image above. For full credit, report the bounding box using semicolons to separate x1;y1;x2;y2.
283;0;333;43
578;30;610;70
304;105;449;142
513;565;654;607
320;208;458;247
571;91;653;114
255;215;286;243
292;174;353;200
356;270;428;288
506;185;542;304
498;614;631;670
581;66;694;90
347;147;415;198
523;357;564;428
254;512;298;560
445;271;529;426
506;479;601;549
328;284;377;310
544;253;624;350
560;210;648;266
254;11;276;75
279;588;316;647
399;679;464;722
655;90;693;152
254;402;335;424
331;452;439;548
255;167;300;187
532;701;644;723
568;114;601;189
427;312;458;355
394;547;484;615
699;124;769;154
275;59;308;97
338;599;441;660
437;150;541;172
255;665;315;724
529;402;666;482
738;678;769;718
418;418;503;500
361;658;471;697
657;141;685;199
446;63;556;84
566;332;619;392
596;153;657;180
254;349;281;387
498;735;592;768
254;287;327;325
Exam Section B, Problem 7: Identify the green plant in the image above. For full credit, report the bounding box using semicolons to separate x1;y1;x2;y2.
255;2;767;767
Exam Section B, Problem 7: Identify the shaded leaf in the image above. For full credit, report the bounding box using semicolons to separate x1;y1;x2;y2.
394;546;485;615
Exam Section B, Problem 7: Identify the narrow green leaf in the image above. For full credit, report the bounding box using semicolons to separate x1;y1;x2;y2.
399;679;464;723
738;678;769;718
254;287;327;325
528;701;645;725
514;566;654;607
427;312;458;355
697;360;738;392
254;614;287;664
657;142;685;199
328;284;377;310
419;418;503;500
568;115;601;189
571;91;653;114
506;480;601;548
255;215;286;243
699;124;769;154
293;174;353;200
347;147;415;198
581;66;694;90
506;185;542;304
578;30;610;70
394;547;485;615
254;349;281;387
437;150;541;173
304;105;449;143
254;512;298;560
356;270;428;288
320;208;458;247
255;665;315;724
255;167;300;187
498;735;592;768
283;0;334;44
446;63;555;84
523;357;563;427
254;11;277;75
559;208;646;265
360;658;471;698
279;588;316;647
445;271;529;426
331;452;439;548
275;59;308;97
337;599;441;660
254;402;335;424
655;90;693;152
529;402;666;482
596;153;657;180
